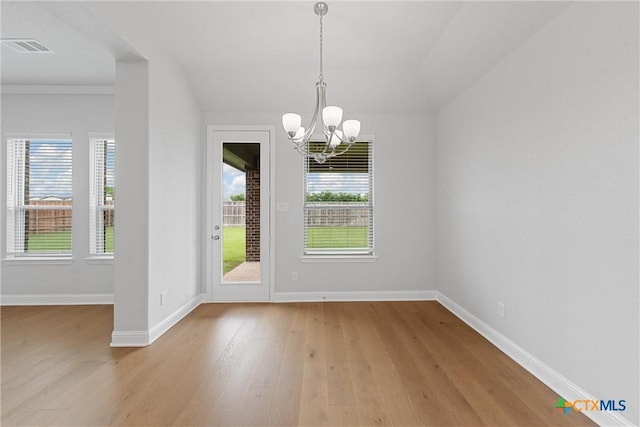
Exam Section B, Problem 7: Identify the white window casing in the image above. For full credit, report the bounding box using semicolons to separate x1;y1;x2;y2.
303;139;374;256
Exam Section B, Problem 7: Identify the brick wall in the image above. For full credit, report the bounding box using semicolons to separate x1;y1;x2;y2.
245;167;260;262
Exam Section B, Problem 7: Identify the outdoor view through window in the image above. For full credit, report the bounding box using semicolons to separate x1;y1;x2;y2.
304;140;374;255
90;137;115;255
222;142;260;282
6;138;73;255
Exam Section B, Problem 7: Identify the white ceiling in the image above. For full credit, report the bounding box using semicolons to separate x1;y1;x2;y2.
1;2;116;86
1;1;571;112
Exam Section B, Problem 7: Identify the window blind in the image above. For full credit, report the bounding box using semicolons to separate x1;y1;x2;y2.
303;140;374;255
89;137;115;255
6;138;73;255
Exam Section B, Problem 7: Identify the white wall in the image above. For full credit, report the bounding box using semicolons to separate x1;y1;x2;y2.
113;61;150;333
146;53;202;329
87;2;203;339
436;2;638;424
204;111;437;298
1;93;115;299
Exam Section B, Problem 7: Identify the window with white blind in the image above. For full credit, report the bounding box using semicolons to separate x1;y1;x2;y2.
304;140;374;255
6;137;73;256
89;136;115;256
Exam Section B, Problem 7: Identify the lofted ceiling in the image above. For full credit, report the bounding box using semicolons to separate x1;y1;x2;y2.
1;1;571;112
1;2;116;87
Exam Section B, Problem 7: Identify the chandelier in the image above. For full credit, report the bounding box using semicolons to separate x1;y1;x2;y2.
281;2;361;164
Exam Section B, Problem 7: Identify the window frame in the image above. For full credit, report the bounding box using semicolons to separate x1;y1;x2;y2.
4;133;74;259
301;135;376;260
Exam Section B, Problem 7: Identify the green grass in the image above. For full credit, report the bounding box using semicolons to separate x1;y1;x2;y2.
23;226;247;269
223;226;246;274
306;227;368;249
26;231;72;253
25;226;114;254
105;227;114;252
23;226;366;261
222;226;367;273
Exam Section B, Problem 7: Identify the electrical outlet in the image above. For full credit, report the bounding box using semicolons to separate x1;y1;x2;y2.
161;291;168;306
497;302;505;318
291;272;298;281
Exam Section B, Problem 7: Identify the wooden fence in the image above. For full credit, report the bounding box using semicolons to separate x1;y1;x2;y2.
26;200;368;232
24;200;114;233
224;201;370;227
305;204;370;227
25;200;72;234
223;201;246;226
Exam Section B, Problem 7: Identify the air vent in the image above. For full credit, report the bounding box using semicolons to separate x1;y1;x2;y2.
1;38;53;53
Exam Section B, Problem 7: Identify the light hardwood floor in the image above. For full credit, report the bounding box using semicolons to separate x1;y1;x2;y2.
1;302;595;426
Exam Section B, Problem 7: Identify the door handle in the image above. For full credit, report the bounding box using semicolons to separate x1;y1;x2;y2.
212;235;220;240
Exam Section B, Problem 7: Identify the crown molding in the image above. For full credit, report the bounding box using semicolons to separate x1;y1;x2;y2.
1;85;115;95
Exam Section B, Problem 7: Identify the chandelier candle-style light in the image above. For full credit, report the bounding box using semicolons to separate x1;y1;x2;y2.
282;2;361;164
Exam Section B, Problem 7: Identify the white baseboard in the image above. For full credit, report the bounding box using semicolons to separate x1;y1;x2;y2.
148;293;204;345
110;330;149;347
111;293;205;347
1;293;114;305
436;292;634;427
273;290;437;303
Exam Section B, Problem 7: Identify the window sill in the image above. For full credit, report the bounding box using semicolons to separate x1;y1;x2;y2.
300;255;378;263
85;256;114;265
2;256;73;266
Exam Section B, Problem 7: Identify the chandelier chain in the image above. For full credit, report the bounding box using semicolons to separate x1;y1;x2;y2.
319;12;324;82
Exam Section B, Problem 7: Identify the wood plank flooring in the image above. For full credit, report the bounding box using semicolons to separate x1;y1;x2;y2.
1;302;596;426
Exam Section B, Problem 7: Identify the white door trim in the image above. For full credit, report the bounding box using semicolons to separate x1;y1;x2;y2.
205;125;275;302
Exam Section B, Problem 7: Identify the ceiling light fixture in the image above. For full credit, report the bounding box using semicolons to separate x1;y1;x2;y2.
281;2;361;164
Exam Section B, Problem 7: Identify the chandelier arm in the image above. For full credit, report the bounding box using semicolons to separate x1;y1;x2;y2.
295;116;318;145
300;123;316;144
294;80;326;146
331;142;354;157
293;144;313;157
322;129;338;154
321;142;335;155
291;138;306;149
320;86;331;136
291;136;317;158
334;128;357;144
288;82;324;147
304;81;325;142
294;141;330;161
293;138;316;158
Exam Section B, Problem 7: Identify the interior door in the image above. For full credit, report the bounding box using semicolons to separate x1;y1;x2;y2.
207;129;270;301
